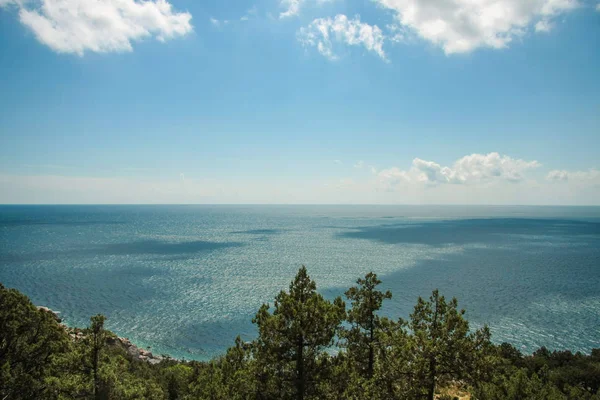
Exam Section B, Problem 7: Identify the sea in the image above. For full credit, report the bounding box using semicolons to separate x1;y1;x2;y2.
0;205;599;360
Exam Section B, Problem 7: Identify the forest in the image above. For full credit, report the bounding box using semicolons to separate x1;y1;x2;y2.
1;266;599;400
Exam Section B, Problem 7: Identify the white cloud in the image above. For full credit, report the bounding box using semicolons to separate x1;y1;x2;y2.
354;160;365;168
386;23;408;43
535;19;553;32
334;159;343;164
451;152;541;182
240;5;257;21
546;169;569;181
412;158;465;184
375;0;579;54
210;17;229;27
547;169;600;183
377;152;541;187
2;164;599;205
280;0;301;18
376;167;411;191
280;0;335;18
5;0;193;55
298;14;387;60
596;3;600;11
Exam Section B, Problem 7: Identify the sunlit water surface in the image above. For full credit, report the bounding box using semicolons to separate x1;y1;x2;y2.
1;205;599;360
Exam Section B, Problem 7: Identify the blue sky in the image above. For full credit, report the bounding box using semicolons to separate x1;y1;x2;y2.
0;0;599;204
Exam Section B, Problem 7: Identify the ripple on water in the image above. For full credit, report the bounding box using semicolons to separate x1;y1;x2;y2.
1;205;599;360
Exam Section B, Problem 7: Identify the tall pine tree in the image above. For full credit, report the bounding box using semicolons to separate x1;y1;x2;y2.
253;266;345;400
409;290;491;400
342;272;392;379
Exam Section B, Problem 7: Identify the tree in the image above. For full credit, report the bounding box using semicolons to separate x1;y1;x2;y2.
0;284;69;400
252;266;345;400
220;336;255;399
369;317;412;399
164;363;193;400
474;368;567;400
342;272;392;379
408;289;491;400
88;314;106;400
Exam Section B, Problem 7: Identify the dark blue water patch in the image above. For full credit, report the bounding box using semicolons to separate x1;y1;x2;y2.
0;253;29;263
0;264;166;325
338;218;600;247
85;240;243;256
322;239;600;353
0;219;128;227
163;232;600;359
231;229;282;235
0;239;243;263
0;205;133;226
168;316;258;360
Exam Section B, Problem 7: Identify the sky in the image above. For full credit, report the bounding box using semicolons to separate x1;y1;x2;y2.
0;0;599;205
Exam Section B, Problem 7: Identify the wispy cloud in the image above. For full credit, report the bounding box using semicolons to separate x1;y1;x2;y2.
298;14;386;60
210;17;229;27
0;0;193;55
240;5;258;21
535;19;553;33
547;169;600;183
279;0;336;18
546;170;569;181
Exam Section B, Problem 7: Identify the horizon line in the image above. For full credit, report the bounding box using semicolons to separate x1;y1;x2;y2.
1;203;600;207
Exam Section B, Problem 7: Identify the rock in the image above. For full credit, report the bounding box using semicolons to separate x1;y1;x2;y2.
42;312;165;365
37;306;62;323
111;336;163;364
147;358;162;365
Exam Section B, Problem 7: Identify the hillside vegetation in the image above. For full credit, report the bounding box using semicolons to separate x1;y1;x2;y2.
1;267;599;400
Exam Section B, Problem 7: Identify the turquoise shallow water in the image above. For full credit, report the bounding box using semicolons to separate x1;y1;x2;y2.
1;205;599;360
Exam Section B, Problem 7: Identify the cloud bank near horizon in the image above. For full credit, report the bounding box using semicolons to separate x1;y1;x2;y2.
1;153;598;205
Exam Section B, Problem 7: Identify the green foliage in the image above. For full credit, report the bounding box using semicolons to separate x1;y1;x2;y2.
1;268;599;400
342;272;392;379
88;314;106;399
474;368;567;399
407;289;492;400
0;283;69;399
477;344;600;400
252;266;346;400
164;363;193;399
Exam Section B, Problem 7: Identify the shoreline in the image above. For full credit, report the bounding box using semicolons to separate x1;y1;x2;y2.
37;306;166;365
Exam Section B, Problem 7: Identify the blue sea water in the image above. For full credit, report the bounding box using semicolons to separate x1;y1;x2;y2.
1;205;599;360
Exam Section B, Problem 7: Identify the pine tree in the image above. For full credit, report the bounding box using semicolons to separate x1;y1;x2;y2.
409;289;491;400
342;272;392;379
88;314;106;400
0;284;68;400
252;266;345;400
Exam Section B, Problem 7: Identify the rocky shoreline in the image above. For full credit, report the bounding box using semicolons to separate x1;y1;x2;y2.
38;306;164;365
